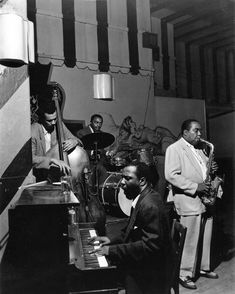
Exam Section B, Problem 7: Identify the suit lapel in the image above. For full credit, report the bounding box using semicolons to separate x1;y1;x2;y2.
39;124;46;154
179;138;204;180
124;186;151;242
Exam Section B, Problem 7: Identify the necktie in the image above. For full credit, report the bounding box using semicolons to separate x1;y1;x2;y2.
130;206;134;216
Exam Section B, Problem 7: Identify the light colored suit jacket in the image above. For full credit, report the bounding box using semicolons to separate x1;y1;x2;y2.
165;137;207;215
31;122;78;170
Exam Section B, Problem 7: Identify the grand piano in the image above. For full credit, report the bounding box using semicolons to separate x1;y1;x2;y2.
1;184;118;294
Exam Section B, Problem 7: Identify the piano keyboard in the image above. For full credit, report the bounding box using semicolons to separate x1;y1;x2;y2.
79;228;109;268
69;224;110;270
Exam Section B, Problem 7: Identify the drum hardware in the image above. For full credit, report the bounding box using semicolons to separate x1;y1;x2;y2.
111;156;127;167
81;132;115;196
106;171;122;175
100;173;132;217
81;132;115;150
129;147;155;166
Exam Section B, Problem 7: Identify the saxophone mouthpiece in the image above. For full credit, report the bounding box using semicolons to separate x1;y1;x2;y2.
200;138;207;143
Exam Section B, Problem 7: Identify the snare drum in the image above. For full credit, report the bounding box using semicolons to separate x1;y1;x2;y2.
100;172;132;217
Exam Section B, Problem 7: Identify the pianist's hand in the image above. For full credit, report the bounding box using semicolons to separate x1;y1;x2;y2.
90;245;109;256
88;236;111;246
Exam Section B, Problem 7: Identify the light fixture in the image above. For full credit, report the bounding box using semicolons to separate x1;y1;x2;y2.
0;13;35;67
93;73;114;101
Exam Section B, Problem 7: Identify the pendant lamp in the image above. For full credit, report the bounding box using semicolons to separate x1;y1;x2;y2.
93;73;114;101
0;13;35;67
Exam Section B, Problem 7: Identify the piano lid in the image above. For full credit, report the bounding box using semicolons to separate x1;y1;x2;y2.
15;184;79;207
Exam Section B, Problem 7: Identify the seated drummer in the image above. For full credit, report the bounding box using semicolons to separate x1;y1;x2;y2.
76;114;105;161
76;114;108;189
76;113;103;138
31;86;83;182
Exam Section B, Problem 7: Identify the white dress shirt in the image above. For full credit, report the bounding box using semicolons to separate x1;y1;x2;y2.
183;138;207;181
42;125;51;152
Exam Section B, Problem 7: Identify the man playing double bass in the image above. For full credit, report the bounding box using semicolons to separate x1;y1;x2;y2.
31;86;83;182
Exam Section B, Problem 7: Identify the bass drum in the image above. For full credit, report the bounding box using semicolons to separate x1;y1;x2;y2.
100;172;132;217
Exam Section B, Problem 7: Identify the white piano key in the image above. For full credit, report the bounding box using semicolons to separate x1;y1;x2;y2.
89;229;97;238
88;228;109;267
97;255;108;267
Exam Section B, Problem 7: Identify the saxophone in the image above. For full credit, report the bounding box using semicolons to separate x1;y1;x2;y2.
200;139;223;206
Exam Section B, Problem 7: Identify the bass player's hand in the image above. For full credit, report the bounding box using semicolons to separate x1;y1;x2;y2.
63;138;79;152
50;158;71;175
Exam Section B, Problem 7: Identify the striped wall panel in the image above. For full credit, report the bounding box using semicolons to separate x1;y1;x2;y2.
151;16;176;94
28;0;153;75
0;74;32;257
175;40;234;104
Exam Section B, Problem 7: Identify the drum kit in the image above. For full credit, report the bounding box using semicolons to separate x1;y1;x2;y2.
81;132;157;217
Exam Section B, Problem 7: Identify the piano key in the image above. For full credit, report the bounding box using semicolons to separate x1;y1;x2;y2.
97;255;108;267
89;229;97;238
73;227;109;269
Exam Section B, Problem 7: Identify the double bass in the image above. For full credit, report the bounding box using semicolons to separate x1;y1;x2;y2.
52;84;106;234
51;86;89;180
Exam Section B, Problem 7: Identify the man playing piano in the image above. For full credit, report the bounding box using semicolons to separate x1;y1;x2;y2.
89;162;172;294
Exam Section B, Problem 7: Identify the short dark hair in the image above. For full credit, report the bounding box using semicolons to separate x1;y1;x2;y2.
181;119;199;135
90;114;103;123
38;100;56;117
128;162;152;184
37;86;56;118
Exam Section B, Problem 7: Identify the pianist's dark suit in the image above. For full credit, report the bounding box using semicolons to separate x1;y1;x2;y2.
108;186;173;294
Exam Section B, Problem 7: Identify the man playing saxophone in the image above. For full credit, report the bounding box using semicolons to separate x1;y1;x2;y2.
165;119;222;290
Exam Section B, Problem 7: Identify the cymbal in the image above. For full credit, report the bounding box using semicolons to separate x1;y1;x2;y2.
81;132;115;150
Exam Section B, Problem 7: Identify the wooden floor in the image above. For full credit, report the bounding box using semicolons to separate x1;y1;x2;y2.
118;252;235;294
180;255;235;294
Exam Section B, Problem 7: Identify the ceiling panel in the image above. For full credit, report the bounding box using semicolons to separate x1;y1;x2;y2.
150;0;235;50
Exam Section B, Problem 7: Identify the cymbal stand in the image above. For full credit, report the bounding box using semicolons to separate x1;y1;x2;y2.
94;141;99;197
83;168;94;222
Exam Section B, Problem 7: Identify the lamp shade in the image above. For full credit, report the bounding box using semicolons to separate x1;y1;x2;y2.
93;73;114;100
0;13;35;67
